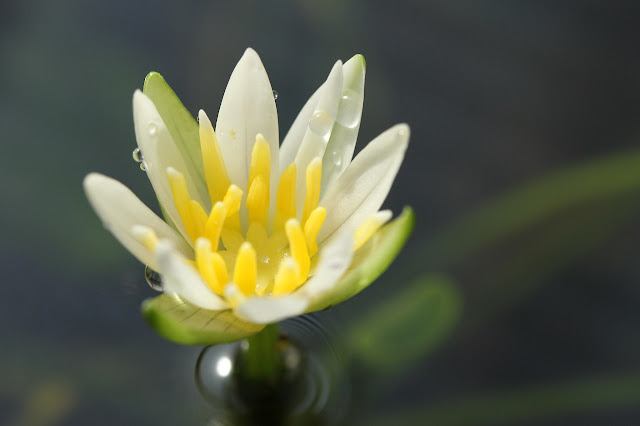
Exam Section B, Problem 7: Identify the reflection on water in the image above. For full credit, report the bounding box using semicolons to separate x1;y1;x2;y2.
195;315;349;425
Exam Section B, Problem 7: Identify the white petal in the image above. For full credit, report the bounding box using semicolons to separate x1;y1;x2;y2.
293;61;343;216
279;87;321;171
295;228;353;298
320;54;366;195
234;294;308;324
133;91;208;243
83;173;192;270
215;48;279;218
318;124;410;243
373;209;393;223
156;241;229;310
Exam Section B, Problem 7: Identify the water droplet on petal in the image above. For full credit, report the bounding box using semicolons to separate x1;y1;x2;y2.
148;123;157;136
272;90;279;100
335;89;362;128
139;162;147;171
132;147;143;163
309;111;332;141
330;150;342;167
145;265;162;291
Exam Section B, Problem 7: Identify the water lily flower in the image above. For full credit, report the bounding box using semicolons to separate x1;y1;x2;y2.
84;48;414;345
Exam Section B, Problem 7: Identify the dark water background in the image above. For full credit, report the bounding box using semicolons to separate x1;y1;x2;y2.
2;1;640;424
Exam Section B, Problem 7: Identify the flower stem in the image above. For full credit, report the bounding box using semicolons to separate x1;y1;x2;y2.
241;323;283;384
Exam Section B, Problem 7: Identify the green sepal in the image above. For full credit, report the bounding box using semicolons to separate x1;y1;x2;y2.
142;72;208;204
141;294;264;345
307;206;415;311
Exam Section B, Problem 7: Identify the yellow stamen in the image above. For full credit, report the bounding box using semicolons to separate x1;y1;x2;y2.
195;238;224;294
190;200;208;237
199;110;230;203
167;167;197;240
303;207;326;257
132;225;159;253
204;202;226;251
246;174;269;227
220;228;245;253
272;258;301;296
233;242;258;295
248;135;271;196
246;222;269;255
220;184;242;232
275;163;296;231
211;252;229;288
301;157;322;227
285;219;310;283
354;215;387;251
245;135;271;228
222;184;243;217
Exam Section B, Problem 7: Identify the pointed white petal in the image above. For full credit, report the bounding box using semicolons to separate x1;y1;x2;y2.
133;91;209;243
216;48;279;213
234;294;308;324
296;228;353;298
321;55;366;194
279;87;321;171
318;124;410;243
293;61;343;216
83;173;192;270
156;241;229;310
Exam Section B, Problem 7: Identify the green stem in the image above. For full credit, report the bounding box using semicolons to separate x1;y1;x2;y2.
241;323;283;384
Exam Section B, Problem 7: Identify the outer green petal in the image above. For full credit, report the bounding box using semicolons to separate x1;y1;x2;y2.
141;294;264;345
307;206;415;311
142;72;208;204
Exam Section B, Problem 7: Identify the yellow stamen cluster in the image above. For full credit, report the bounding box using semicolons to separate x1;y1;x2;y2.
141;110;384;302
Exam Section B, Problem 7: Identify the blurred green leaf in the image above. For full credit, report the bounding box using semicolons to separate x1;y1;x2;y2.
141;294;264;345
366;371;640;426
423;149;640;268
345;275;462;373
473;199;635;319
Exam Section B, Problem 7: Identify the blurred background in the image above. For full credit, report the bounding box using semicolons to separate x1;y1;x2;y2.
2;0;640;424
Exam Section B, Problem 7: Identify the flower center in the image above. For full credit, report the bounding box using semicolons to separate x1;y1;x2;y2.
173;112;329;300
136;111;386;302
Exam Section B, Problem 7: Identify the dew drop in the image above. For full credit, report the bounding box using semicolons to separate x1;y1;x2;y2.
132;147;143;163
148;123;157;136
145;265;162;291
139;161;147;171
272;90;279;100
330;150;342;167
335;89;362;128
309;111;333;141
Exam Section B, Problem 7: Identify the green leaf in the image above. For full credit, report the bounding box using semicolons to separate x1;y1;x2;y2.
141;294;264;345
423;149;640;268
142;72;209;205
308;207;415;311
366;371;640;426
346;275;462;372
